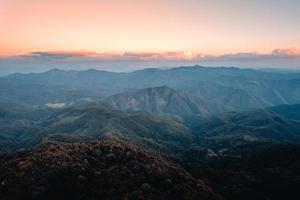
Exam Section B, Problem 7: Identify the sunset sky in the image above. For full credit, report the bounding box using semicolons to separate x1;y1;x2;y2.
0;0;299;73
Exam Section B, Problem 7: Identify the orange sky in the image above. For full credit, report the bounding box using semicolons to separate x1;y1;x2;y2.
0;0;299;57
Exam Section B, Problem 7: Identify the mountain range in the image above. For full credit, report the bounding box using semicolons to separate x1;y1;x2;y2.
1;66;299;111
0;66;300;200
1;103;300;156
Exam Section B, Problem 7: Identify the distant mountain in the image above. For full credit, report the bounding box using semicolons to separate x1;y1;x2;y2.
0;140;220;200
105;86;228;117
182;82;266;111
1;66;300;110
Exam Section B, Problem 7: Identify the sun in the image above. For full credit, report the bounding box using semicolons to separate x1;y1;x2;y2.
183;51;193;59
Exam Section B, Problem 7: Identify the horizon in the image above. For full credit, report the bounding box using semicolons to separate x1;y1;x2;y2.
1;49;300;75
2;65;300;77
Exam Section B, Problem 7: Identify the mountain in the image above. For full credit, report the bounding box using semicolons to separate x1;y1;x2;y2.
0;108;53;153
182;82;267;111
187;106;300;155
0;139;220;200
40;106;193;154
1;66;300;200
105;86;228;117
0;106;193;155
1;66;300;110
2;103;300;156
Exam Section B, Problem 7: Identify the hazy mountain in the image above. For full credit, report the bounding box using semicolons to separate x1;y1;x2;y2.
105;86;228;117
182;82;266;111
1;66;300;111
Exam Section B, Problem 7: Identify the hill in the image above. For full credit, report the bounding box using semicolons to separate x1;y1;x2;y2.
0;140;220;200
181;144;300;200
270;104;300;121
185;105;300;157
0;106;193;155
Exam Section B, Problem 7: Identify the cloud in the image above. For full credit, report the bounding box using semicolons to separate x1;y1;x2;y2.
25;51;109;59
28;51;85;59
0;48;299;75
272;48;300;57
123;52;161;58
16;50;199;61
9;48;300;62
122;51;197;60
199;48;300;63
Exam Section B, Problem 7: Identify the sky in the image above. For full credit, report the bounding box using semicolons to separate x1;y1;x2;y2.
0;0;300;74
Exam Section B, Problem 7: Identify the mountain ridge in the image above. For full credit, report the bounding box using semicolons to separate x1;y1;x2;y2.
105;86;228;117
2;66;299;111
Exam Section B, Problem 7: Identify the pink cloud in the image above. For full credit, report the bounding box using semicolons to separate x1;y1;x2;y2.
272;48;300;56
